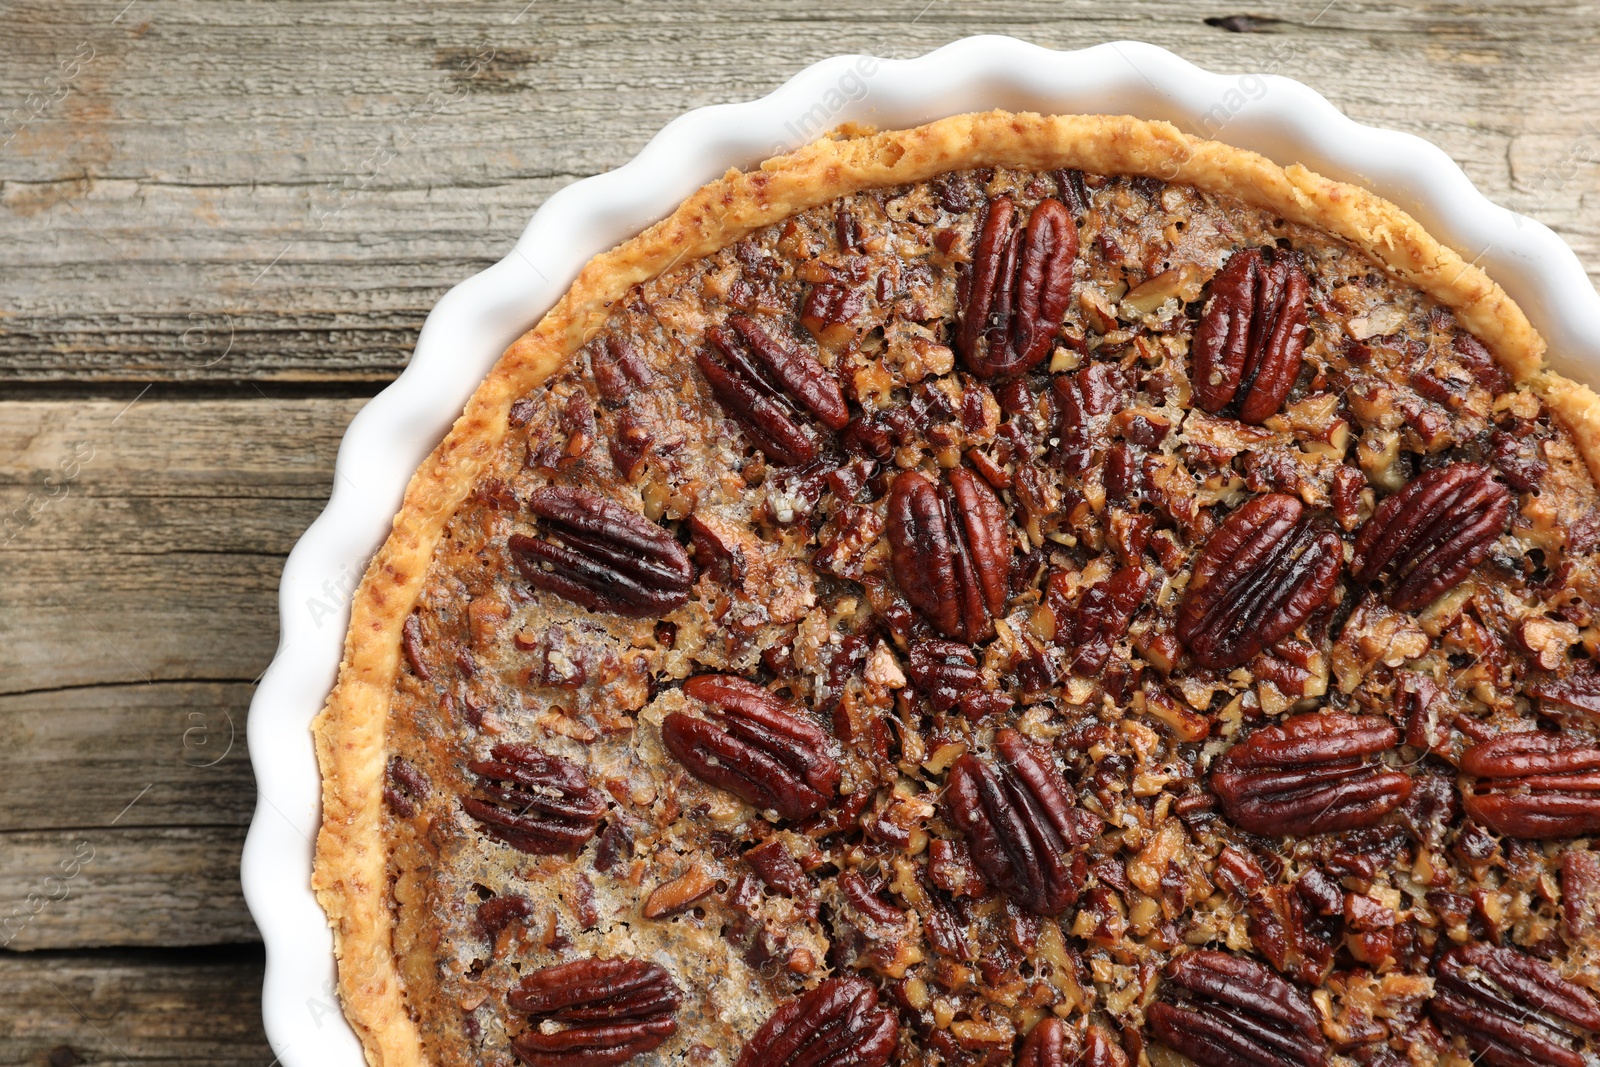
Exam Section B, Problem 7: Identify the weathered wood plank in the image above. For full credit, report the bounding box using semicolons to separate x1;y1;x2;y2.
0;827;253;949
0;949;270;1066
0;399;363;695
2;1;1597;385
0;399;350;947
2;549;287;695
0;397;358;500
0;682;254;833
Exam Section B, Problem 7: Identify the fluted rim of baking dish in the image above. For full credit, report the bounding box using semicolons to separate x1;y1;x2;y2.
242;36;1600;1066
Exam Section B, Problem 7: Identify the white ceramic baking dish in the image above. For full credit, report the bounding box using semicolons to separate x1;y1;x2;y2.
241;36;1600;1066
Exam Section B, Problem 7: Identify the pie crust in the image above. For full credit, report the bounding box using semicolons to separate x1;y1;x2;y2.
312;111;1600;1067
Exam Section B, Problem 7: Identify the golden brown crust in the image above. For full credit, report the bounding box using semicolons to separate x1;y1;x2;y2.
311;109;1590;1067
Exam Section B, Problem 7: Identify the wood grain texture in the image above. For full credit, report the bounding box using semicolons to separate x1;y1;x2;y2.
3;1;1599;385
0;948;269;1065
1;398;364;696
0;1;1596;1060
0;682;254;832
0;399;354;951
0;828;252;950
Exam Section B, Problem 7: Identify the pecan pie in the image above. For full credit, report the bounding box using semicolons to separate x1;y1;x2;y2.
313;112;1600;1067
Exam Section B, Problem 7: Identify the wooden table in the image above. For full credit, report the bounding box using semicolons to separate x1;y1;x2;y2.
3;1;1597;1062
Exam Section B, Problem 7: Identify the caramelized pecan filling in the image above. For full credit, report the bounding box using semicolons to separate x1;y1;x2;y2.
384;167;1600;1067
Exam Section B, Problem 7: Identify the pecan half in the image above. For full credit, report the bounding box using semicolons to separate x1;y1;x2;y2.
1461;731;1600;838
462;743;606;855
1176;493;1343;670
886;466;1011;643
735;976;897;1067
945;728;1097;915
957;196;1077;378
1351;463;1512;611
1431;943;1600;1067
946;466;1011;614
697;313;848;466
509;957;682;1067
1212;713;1412;837
510;487;692;617
1064;564;1151;675
662;674;841;820
1147;950;1327;1067
1190;247;1309;424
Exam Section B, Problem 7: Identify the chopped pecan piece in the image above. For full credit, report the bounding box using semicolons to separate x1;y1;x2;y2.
1431;943;1600;1067
475;893;533;940
1351;463;1512;611
383;755;429;818
662;674;840;820
697;313;848;466
509;957;682;1067
744;838;811;899
642;864;717;919
608;411;653;480
1016;1016;1064;1067
1080;1026;1130;1067
945;728;1097;915
1530;669;1600;721
1461;731;1600;838
1564;851;1600;941
462;744;606;855
838;869;905;927
887;467;1011;643
1330;465;1365;531
1064;564;1150;675
957;196;1078;378
558;392;596;461
1054;168;1090;217
1212;713;1412;837
800;283;868;347
1054;362;1124;475
510;486;692;617
1190;247;1309;424
735;976;897;1067
590;335;656;408
906;639;982;712
688;512;749;586
593;820;633;874
1454;329;1512;394
1176;493;1343;669
1147;950;1327;1067
400;614;431;680
927;838;984;898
